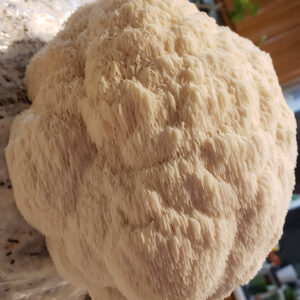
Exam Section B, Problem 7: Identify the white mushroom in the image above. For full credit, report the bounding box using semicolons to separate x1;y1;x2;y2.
6;0;297;299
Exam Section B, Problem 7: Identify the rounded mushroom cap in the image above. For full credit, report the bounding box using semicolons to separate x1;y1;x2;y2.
6;0;297;299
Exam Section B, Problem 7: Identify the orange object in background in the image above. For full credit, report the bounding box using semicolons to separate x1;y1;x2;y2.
268;251;281;266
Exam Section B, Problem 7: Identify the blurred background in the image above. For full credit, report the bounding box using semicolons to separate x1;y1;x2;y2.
191;1;300;299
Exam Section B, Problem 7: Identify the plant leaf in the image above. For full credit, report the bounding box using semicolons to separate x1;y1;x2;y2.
233;0;243;10
247;2;259;15
230;9;245;23
240;0;249;6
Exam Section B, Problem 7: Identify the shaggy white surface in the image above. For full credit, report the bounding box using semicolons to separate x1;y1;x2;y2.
0;0;91;299
5;0;297;299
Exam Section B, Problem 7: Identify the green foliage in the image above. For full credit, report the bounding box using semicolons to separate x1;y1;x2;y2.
258;34;267;48
247;2;259;15
248;274;268;293
230;0;259;23
284;286;297;300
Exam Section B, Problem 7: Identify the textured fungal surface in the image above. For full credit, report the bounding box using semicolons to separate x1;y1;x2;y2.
6;0;297;299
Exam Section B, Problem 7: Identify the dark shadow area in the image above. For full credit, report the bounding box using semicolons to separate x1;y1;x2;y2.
279;206;300;265
279;111;300;263
293;111;300;194
0;38;45;107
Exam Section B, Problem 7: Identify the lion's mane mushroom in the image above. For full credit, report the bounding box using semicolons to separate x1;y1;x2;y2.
6;0;297;299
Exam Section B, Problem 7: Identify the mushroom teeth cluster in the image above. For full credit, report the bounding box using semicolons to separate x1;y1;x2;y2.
6;0;297;299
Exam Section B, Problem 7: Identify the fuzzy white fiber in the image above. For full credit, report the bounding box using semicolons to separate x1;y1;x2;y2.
6;0;297;299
